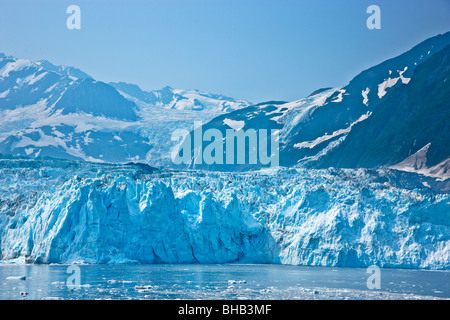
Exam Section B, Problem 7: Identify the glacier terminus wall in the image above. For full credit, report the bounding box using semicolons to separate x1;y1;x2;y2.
0;157;448;269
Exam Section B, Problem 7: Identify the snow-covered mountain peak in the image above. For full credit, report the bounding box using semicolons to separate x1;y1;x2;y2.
36;59;92;80
109;81;251;112
0;53;253;165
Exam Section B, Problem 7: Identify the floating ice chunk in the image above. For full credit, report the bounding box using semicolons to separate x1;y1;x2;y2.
6;276;26;281
134;285;159;293
135;285;156;290
107;280;120;284
108;279;132;284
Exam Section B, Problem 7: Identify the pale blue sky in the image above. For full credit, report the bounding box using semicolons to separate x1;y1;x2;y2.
1;0;450;102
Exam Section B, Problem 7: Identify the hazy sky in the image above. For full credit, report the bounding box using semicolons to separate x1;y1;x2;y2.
1;0;450;103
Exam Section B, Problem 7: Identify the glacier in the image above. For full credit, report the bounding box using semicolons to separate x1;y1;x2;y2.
0;157;448;269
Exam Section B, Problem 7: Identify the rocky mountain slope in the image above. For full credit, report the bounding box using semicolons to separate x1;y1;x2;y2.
183;32;450;182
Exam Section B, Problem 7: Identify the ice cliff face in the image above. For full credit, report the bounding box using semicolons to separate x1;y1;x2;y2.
0;158;448;269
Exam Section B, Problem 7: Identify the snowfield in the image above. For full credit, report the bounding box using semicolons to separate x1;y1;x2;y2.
0;157;448;269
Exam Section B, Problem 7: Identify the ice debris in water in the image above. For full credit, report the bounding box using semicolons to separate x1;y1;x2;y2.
6;276;26;281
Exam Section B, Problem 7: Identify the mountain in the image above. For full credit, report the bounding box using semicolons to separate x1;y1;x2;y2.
181;32;450;181
316;43;450;174
1;33;449;269
110;82;250;113
0;156;448;268
1;32;449;178
0;53;136;120
36;59;93;80
0;54;250;164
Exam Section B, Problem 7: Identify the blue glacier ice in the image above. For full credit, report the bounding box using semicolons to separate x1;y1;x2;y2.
0;158;448;269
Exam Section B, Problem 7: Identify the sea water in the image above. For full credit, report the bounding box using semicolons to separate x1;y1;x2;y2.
0;264;448;300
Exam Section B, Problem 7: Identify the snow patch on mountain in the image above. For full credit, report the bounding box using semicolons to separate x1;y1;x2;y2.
0;59;32;77
223;118;245;131
378;67;411;99
274;89;337;138
331;89;346;103
0;89;9;98
268;91;333;125
24;72;48;86
362;87;370;106
294;112;372;150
